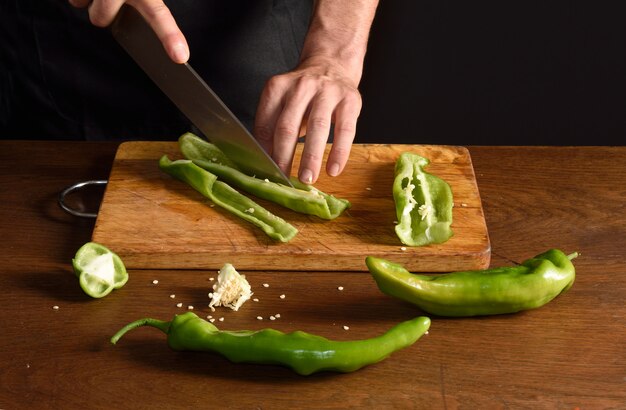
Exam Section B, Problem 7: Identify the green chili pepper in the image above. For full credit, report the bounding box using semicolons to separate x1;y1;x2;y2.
72;242;128;298
366;249;578;317
179;132;351;219
179;132;239;169
111;312;431;376
393;152;453;246
159;156;298;242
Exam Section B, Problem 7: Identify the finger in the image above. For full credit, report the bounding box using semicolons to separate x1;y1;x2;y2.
88;0;125;27
272;81;317;175
129;0;189;63
298;91;336;184
254;76;288;155
326;92;361;177
68;0;91;8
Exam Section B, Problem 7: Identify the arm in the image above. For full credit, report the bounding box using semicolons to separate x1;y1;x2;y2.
68;0;189;63
254;0;380;184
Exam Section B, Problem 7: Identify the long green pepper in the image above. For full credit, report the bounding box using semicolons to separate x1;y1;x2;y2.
159;156;298;242
366;249;578;317
179;132;351;220
393;152;454;246
111;312;431;376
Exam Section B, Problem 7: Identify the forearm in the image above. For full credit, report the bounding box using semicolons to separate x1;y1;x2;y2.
300;0;379;86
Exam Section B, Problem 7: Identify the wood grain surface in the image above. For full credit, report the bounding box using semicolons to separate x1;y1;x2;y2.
92;142;490;272
1;141;624;409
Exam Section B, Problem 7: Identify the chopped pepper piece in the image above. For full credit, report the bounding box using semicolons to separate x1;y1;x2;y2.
179;132;350;220
110;312;431;376
159;156;298;242
72;242;128;298
366;249;578;317
393;152;453;246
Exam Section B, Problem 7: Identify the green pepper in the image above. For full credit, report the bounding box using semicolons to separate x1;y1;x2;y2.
393;152;453;246
159;156;298;242
179;132;351;219
179;132;239;169
72;242;128;298
366;249;578;317
111;312;430;376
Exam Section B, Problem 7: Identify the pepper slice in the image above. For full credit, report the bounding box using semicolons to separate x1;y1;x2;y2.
159;156;298;242
72;242;128;298
393;152;453;246
366;249;578;317
111;312;430;376
179;132;351;220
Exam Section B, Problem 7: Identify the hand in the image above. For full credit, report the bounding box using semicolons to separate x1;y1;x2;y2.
68;0;189;64
254;56;362;184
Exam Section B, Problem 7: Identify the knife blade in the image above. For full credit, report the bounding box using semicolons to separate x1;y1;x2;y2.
111;5;293;187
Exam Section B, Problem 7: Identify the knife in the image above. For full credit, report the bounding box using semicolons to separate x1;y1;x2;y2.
111;5;293;187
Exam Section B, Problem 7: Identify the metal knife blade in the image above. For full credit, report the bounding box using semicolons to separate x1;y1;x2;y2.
111;5;293;186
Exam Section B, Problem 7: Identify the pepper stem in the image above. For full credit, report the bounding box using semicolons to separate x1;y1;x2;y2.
110;318;171;345
567;252;579;261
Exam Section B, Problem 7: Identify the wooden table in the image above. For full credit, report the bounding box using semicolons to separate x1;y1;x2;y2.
1;141;624;409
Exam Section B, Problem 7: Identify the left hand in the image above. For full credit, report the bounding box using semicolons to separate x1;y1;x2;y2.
253;56;362;184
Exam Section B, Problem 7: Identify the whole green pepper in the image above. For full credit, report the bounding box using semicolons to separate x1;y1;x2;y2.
393;152;453;246
366;249;578;317
179;132;351;220
159;156;298;242
111;312;431;376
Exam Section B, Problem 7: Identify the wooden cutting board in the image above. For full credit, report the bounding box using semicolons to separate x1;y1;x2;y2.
92;142;490;272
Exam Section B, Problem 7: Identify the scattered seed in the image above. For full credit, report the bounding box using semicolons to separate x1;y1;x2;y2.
253;298;259;302
209;204;215;208
425;331;429;335
209;277;214;281
152;279;159;285
210;306;216;312
365;187;372;191
52;305;59;310
343;325;350;331
176;302;183;308
207;315;213;319
262;283;269;288
188;305;194;310
264;178;270;183
218;317;224;322
337;286;344;291
461;203;468;207
256;316;263;320
400;246;407;251
208;292;214;298
279;294;286;299
275;314;281;318
209;318;216;323
169;294;176;299
269;316;276;321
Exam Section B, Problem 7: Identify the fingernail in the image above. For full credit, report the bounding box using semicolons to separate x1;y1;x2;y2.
328;162;341;177
299;169;313;185
173;44;189;63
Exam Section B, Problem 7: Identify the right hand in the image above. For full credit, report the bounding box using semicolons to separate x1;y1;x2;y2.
68;0;189;64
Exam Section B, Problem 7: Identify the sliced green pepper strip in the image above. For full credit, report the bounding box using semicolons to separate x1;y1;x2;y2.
72;242;128;298
192;159;350;220
159;156;298;242
179;132;239;169
393;152;453;246
111;312;430;376
366;249;578;317
178;132;350;219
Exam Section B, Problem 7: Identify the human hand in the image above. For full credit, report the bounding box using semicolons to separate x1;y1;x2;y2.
254;56;362;184
68;0;189;63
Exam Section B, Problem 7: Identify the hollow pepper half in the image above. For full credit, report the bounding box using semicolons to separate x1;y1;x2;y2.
179;132;351;220
159;156;298;242
366;249;578;317
111;312;431;376
393;152;454;246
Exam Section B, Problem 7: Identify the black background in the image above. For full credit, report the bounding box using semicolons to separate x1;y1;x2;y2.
357;1;626;145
